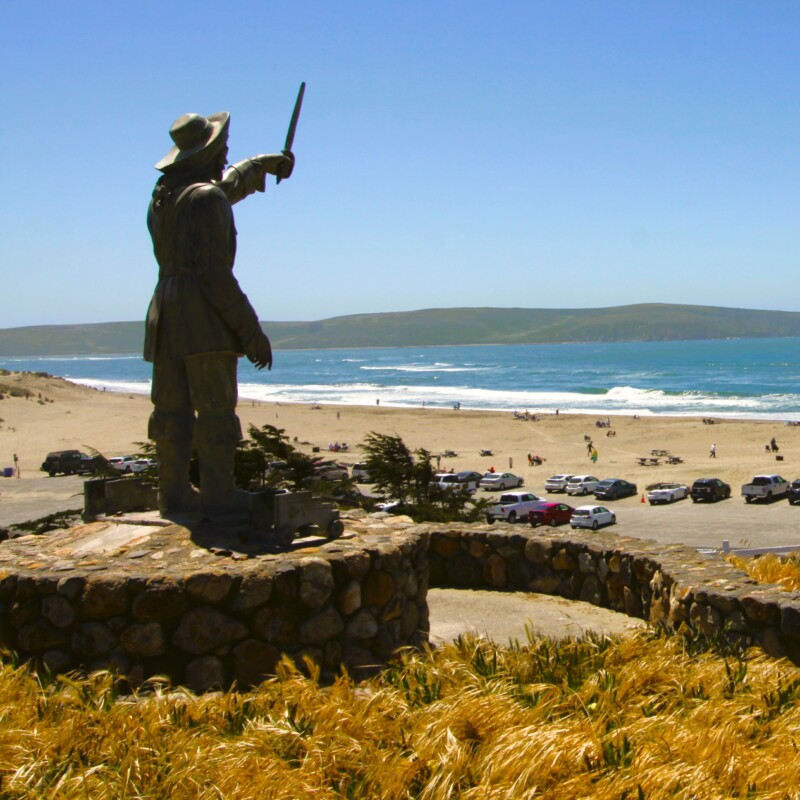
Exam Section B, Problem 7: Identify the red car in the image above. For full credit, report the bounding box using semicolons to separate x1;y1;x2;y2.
528;501;574;527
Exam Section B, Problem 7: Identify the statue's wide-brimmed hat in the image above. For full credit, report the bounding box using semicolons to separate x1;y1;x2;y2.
155;111;230;172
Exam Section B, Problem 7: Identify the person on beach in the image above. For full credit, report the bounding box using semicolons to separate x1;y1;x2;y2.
12;454;19;478
710;443;717;458
590;447;598;464
144;110;294;518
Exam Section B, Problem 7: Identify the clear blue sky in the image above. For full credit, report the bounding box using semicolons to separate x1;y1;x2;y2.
3;0;800;327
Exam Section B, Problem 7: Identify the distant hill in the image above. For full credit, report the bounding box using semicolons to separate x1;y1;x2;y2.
1;304;800;356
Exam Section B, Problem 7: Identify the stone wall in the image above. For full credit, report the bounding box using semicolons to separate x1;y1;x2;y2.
4;509;800;690
0;521;428;691
425;522;800;662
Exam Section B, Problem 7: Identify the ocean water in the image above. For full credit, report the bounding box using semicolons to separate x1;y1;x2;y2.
2;338;800;419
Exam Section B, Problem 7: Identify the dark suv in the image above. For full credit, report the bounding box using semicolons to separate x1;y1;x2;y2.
40;450;99;477
594;478;637;500
690;478;731;503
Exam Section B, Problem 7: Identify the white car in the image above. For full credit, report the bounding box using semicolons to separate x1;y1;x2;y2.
479;472;524;491
108;456;137;473
570;505;616;530
486;491;543;524
130;458;157;473
565;475;600;496
544;474;574;493
433;471;482;492
647;482;689;505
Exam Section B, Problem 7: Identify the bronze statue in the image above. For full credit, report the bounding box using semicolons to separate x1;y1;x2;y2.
144;100;299;520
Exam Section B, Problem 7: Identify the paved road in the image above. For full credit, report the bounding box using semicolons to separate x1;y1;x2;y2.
0;474;85;527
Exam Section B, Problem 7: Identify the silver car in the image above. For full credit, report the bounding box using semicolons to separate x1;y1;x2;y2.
565;475;600;496
479;472;524;491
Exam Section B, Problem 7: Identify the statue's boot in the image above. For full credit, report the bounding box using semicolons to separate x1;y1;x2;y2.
149;410;199;520
155;438;200;519
196;414;253;519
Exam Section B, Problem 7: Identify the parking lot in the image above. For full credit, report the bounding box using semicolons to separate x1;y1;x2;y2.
602;493;800;551
0;474;86;528
2;475;800;554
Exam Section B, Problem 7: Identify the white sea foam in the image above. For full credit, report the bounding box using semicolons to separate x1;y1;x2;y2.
236;381;800;420
359;364;491;373
36;375;800;421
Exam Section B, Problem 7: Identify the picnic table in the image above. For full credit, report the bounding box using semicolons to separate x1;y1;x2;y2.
650;449;669;457
666;456;684;464
637;457;661;466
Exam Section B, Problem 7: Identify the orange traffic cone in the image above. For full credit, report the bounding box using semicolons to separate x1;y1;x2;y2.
641;493;645;503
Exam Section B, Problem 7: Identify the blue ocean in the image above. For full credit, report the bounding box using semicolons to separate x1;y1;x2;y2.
2;338;800;420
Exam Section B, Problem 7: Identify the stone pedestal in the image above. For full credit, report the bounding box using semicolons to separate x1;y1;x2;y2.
0;512;429;690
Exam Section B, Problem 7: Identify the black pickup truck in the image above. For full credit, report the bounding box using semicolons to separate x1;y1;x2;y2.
40;450;100;477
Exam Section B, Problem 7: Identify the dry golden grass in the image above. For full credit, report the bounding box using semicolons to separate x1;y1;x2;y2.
0;629;799;799
728;552;800;593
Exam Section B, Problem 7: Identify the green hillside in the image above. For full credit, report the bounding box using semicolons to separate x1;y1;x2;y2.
1;304;800;356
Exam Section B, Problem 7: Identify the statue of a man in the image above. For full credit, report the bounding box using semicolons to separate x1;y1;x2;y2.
144;111;294;519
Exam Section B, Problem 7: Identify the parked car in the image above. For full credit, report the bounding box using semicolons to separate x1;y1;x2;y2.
528;501;574;527
486;491;543;524
646;482;689;505
741;474;789;504
565;475;600;496
479;471;524;491
456;471;484;490
690;478;731;503
40;450;100;477
544;474;575;493
313;462;348;481
108;455;138;473
351;463;371;482
433;471;483;492
570;505;616;530
594;478;638;500
130;458;157;473
787;479;800;505
374;500;414;515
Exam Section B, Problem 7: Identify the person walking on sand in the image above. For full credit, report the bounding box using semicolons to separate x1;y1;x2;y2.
591;447;598;464
586;439;593;456
709;443;716;458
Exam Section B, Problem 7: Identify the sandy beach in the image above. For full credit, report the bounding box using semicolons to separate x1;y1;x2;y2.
0;371;795;494
1;370;797;643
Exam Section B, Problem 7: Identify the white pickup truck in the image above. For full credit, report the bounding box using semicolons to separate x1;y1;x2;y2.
486;491;543;524
741;474;789;503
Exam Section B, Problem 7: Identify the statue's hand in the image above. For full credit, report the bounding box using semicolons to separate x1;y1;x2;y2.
251;152;294;180
246;331;273;371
